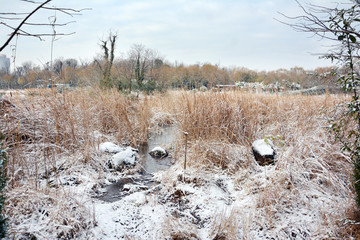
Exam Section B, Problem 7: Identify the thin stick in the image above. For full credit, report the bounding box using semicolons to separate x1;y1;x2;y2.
184;132;188;170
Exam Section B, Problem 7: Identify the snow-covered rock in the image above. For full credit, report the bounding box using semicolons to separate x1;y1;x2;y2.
106;147;138;170
99;142;124;154
252;139;276;166
149;146;168;159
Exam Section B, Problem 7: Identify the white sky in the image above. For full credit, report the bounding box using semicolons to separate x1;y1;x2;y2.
0;0;344;71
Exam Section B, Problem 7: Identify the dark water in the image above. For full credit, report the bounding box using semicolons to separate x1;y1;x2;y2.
98;126;177;202
138;126;177;174
97;176;154;202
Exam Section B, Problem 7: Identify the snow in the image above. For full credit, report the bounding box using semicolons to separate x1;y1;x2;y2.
99;142;124;154
6;139;352;239
91;171;236;239
150;146;167;154
3;93;354;239
91;160;331;239
108;147;137;169
92;192;168;239
252;139;274;156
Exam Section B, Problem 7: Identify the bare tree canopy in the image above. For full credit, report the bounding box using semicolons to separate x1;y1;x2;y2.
278;0;360;59
281;0;360;209
0;0;90;52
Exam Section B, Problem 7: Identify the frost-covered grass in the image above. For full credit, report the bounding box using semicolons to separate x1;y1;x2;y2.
0;88;356;239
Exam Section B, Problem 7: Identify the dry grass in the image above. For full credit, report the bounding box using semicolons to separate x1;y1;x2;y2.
2;88;155;148
209;208;240;240
332;202;360;239
165;91;348;170
1;88;156;182
5;186;93;239
1;88;159;238
156;90;353;238
161;213;200;240
0;88;355;239
174;91;343;144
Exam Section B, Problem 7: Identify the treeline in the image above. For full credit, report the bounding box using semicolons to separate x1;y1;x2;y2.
0;43;337;91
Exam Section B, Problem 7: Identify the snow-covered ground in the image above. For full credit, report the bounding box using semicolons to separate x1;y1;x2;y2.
6;137;349;239
90;156;351;239
1;91;353;239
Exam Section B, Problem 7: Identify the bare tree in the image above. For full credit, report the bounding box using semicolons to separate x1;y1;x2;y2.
128;44;161;88
280;0;360;208
95;32;117;88
16;61;33;76
0;0;89;52
114;58;136;91
278;0;360;59
65;58;78;69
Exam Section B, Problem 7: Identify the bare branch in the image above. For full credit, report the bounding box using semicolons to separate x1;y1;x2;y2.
0;0;52;52
0;16;24;20
1;22;43;40
0;12;30;15
23;21;76;26
42;7;92;16
277;0;360;43
17;32;75;37
0;1;90;52
1;21;74;41
20;0;44;4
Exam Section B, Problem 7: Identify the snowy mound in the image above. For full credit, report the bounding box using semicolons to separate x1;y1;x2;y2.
149;146;168;159
106;147;137;170
99;142;124;154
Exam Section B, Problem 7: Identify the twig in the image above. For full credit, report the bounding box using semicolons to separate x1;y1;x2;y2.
0;0;52;52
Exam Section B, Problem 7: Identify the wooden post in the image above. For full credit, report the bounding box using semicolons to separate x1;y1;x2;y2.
184;132;188;170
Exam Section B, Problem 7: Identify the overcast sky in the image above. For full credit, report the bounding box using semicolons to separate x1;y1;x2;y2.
0;0;344;71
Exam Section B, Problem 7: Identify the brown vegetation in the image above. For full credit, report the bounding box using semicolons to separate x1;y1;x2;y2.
0;54;337;91
0;88;355;238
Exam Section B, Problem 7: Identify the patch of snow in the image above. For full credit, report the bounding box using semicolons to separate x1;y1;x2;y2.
150;146;167;154
92;192;167;239
107;147;137;169
104;179;112;185
99;142;124;154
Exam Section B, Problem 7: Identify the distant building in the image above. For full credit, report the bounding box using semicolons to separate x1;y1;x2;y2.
0;54;10;73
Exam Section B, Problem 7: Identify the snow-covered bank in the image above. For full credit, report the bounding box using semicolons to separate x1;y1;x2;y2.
1;90;354;239
91;153;350;239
